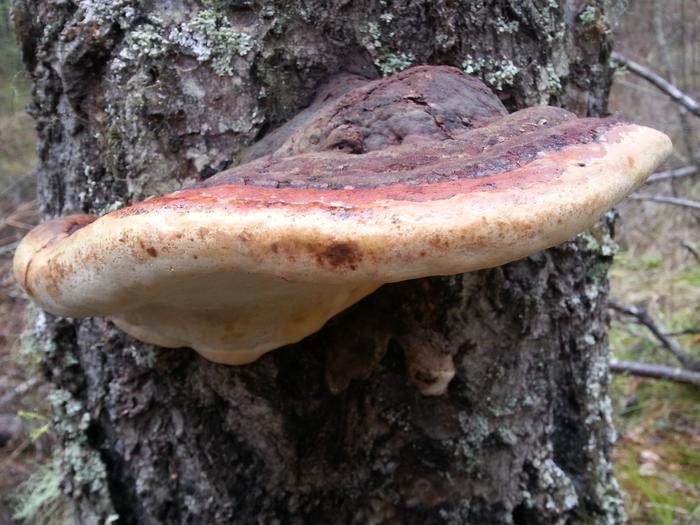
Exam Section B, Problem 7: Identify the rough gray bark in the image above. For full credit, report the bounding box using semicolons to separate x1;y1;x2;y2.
14;0;626;523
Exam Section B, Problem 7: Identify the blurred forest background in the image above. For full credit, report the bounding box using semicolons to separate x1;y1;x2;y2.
0;1;697;523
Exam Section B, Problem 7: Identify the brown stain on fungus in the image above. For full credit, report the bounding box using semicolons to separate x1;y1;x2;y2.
45;257;74;300
134;239;159;261
316;241;362;269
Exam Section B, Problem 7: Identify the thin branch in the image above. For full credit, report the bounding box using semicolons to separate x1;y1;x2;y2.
650;0;700;186
629;193;700;210
646;165;697;183
0;377;41;408
608;300;700;371
665;326;700;336
0;240;20;256
610;359;700;387
0;171;34;199
667;146;700;165
611;52;700;118
680;239;700;263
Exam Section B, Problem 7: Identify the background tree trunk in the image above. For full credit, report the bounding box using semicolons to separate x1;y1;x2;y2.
14;0;626;523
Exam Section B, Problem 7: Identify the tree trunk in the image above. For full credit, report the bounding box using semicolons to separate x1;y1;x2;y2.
14;1;626;523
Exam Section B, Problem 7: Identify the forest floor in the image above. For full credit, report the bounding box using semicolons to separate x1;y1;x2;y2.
607;208;700;524
0;18;699;525
607;8;700;517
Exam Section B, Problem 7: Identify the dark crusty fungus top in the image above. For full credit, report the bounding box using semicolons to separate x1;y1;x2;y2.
14;65;672;365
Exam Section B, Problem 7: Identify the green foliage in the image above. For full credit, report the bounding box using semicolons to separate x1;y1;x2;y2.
614;249;673;271
677;268;700;287
17;410;51;442
641;252;663;269
610;248;700;523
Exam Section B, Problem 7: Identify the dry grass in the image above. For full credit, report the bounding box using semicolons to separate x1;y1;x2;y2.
0;166;45;521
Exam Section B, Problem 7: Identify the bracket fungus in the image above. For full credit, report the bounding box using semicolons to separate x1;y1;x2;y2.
14;66;671;366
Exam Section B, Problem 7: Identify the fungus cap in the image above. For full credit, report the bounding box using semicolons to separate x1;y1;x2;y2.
13;66;672;364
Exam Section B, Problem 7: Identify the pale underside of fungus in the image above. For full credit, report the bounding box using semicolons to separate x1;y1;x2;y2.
14;66;672;367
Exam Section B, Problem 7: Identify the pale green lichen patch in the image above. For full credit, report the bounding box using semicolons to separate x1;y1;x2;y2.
578;4;613;35
533;456;580;512
362;18;414;76
484;59;520;90
46;386;115;520
579;5;599;25
543;64;562;94
125;343;158;368
579;217;620;259
75;166;126;215
169;9;255;76
115;8;256;76
461;54;486;75
452;412;489;464
375;52;415;76
75;0;137;30
125;23;170;60
461;55;520;91
493;17;520;34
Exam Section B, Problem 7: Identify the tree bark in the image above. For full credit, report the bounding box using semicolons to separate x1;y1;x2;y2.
14;0;626;523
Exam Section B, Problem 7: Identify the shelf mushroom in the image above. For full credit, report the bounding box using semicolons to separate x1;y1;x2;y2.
14;66;671;365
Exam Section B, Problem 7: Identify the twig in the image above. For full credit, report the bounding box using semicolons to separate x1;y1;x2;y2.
611;52;700;118
629;193;700;210
665;326;700;336
0;377;41;408
0;234;21;244
680;240;700;263
3;218;35;230
0;240;20;256
646;165;697;183
608;300;700;371
0;171;34;199
0;200;37;230
650;0;700;186
610;359;700;387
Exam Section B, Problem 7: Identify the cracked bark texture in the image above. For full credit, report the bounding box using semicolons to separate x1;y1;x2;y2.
14;0;626;523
